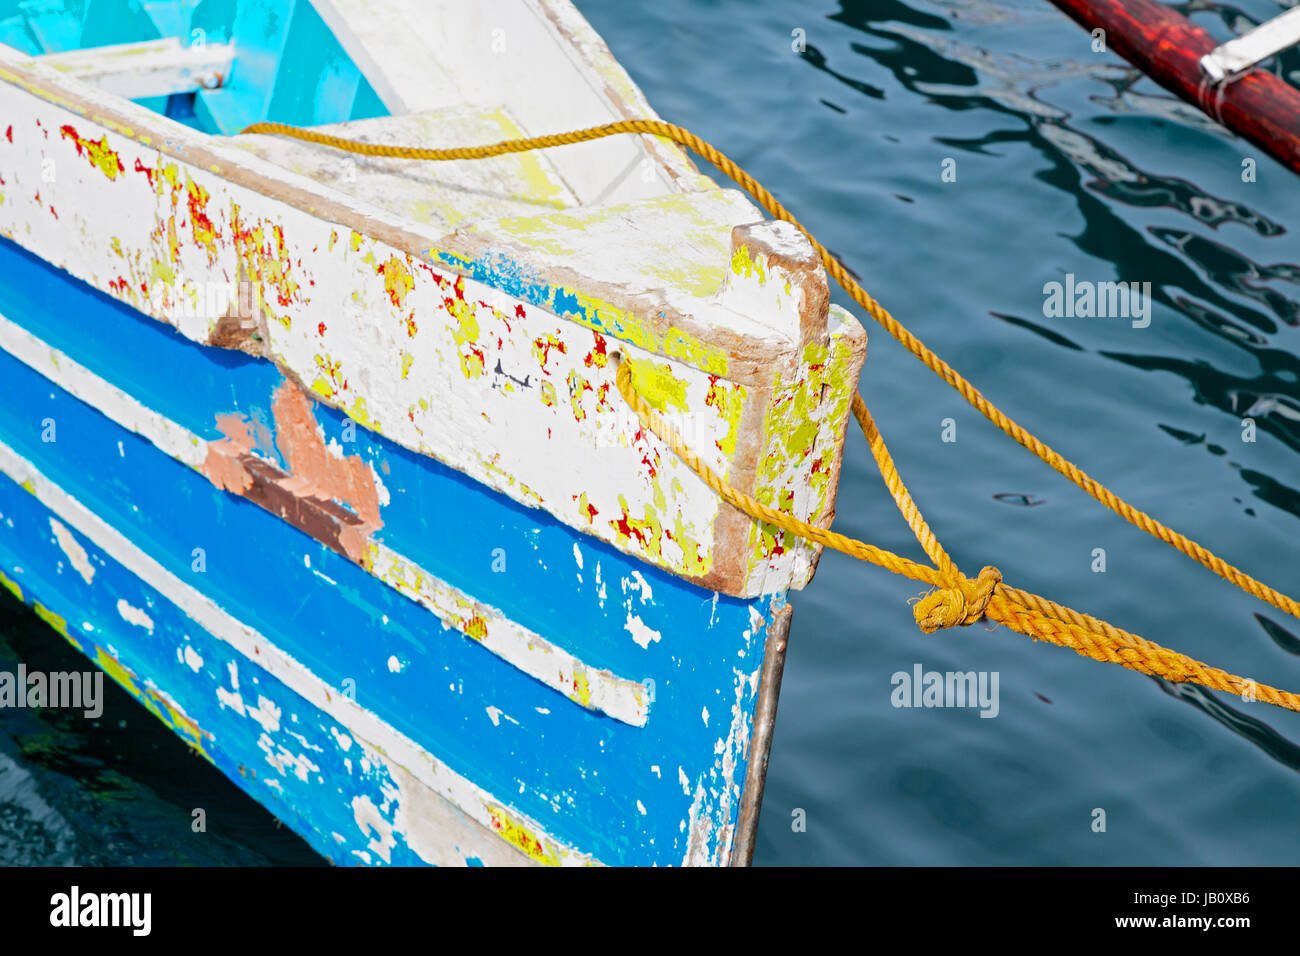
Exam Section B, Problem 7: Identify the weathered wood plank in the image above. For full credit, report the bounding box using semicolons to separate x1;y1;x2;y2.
39;36;233;99
232;106;583;230
307;0;710;203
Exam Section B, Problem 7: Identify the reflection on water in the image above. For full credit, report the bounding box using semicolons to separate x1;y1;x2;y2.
817;0;1300;501
1157;680;1300;773
1255;613;1300;657
0;748;77;865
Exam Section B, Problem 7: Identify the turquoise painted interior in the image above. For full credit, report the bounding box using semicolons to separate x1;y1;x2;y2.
0;0;389;133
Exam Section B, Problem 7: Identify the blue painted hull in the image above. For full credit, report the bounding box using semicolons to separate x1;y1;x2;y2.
0;234;789;865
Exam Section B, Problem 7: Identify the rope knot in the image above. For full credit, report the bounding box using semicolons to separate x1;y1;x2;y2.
914;566;1002;633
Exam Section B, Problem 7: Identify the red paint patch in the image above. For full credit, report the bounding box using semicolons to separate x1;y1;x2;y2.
532;334;567;370
271;382;383;559
186;178;219;259
515;303;526;319
202;414;258;495
639;448;657;479
59;124;125;180
202;387;385;562
4;125;11;143
377;255;415;309
317;322;327;336
419;263;448;290
584;332;609;369
613;513;649;547
133;158;155;189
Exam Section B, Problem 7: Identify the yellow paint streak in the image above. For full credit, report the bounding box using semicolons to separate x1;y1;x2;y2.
93;647;211;761
460;351;485;379
745;335;858;573
149;258;175;288
381;255;414;308
567;370;591;422
448;297;485;379
0;570;21;602
232;208;300;330
705;377;746;458
486;108;568;209
33;603;77;649
730;242;768;284
184;174;218;260
347;396;380;432
159;162;180;194
672;514;708;576
570;668;591;709
488;806;560;866
60;127;124;181
146;688;211;760
628;358;688;414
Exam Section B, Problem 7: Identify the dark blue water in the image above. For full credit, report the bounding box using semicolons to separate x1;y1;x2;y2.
4;0;1300;865
587;0;1300;865
0;590;323;864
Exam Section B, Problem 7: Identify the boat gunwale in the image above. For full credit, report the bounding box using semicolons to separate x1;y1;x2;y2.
0;43;812;384
0;34;874;601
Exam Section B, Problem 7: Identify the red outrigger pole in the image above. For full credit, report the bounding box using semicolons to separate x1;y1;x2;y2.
1045;0;1300;175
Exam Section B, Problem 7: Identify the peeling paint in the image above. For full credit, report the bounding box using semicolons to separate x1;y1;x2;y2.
49;517;93;584
116;598;154;632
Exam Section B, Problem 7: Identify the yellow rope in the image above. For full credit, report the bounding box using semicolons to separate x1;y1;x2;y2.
242;118;1300;712
613;361;1300;712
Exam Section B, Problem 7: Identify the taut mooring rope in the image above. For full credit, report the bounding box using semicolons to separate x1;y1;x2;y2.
242;117;1300;712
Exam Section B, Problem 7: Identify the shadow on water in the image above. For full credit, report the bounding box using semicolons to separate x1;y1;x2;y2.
1157;678;1300;773
0;588;324;865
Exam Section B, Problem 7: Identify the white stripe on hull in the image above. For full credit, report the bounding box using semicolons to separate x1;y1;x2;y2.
0;436;599;866
0;309;649;725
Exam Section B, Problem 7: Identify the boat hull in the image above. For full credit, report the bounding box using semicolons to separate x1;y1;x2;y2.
0;0;867;866
0;234;795;865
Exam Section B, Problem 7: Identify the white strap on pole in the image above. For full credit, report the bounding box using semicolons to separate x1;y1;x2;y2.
1200;6;1300;82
